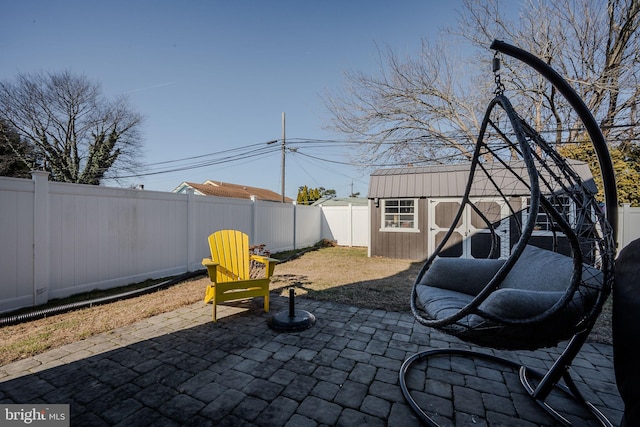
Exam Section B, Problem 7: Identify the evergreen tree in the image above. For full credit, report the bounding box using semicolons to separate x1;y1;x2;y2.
0;119;35;178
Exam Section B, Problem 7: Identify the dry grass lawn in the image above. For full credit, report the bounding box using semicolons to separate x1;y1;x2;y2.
0;246;612;366
270;246;421;311
0;276;206;366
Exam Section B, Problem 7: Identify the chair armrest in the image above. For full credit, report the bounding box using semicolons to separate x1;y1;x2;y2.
202;257;220;267
250;255;279;277
250;255;280;264
202;257;220;280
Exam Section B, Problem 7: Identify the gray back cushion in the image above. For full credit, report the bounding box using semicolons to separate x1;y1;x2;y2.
500;244;602;291
419;257;505;296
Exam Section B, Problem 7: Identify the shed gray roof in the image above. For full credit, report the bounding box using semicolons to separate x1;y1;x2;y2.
367;161;595;199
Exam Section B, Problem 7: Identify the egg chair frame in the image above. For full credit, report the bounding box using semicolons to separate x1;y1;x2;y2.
398;40;617;426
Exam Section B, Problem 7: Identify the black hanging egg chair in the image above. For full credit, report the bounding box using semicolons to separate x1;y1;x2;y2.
399;40;617;426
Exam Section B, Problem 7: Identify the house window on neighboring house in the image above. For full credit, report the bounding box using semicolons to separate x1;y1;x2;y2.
381;199;419;232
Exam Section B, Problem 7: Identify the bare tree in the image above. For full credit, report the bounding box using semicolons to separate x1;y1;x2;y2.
324;40;489;167
461;0;640;144
324;0;640;169
0;70;144;185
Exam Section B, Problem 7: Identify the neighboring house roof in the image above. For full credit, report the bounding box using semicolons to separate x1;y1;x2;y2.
310;197;369;206
173;180;292;202
367;160;596;199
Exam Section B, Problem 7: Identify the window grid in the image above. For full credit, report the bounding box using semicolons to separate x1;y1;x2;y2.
525;196;574;233
382;199;418;231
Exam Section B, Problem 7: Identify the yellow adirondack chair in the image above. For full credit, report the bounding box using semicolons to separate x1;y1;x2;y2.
202;230;278;321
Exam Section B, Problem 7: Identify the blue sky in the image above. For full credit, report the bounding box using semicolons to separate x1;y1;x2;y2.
3;0;468;198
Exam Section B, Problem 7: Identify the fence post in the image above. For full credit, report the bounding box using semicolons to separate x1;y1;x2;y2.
186;188;197;271
250;195;257;245
292;201;297;250
348;203;354;247
620;203;630;250
367;199;373;257
31;171;50;306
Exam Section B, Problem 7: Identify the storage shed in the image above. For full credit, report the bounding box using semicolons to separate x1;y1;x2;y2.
367;162;596;260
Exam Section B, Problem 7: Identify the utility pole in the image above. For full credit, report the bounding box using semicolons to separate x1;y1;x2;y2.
281;112;286;203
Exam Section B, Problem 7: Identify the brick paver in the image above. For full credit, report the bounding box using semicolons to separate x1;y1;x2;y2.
0;295;625;426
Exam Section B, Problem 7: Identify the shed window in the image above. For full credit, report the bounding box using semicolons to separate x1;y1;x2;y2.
523;196;574;234
381;199;419;232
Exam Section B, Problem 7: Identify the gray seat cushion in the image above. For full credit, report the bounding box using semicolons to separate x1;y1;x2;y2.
416;244;602;324
415;286;475;320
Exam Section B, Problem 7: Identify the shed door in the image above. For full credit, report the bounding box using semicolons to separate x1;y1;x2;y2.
428;198;510;259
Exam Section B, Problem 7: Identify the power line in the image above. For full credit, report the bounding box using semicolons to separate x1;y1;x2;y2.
289;149;369;186
142;141;277;166
107;120;640;180
109;144;281;179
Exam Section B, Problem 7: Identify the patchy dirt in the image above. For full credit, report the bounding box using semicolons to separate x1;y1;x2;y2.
270;246;422;312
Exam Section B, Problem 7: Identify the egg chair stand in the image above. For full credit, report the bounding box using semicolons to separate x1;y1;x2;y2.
399;40;617;427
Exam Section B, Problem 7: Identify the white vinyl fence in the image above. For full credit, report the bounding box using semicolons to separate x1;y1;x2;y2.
320;204;369;247
0;173;367;314
1;172;637;314
618;203;640;251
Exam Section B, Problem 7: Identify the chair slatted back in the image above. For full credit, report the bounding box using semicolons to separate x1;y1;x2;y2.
207;230;251;282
